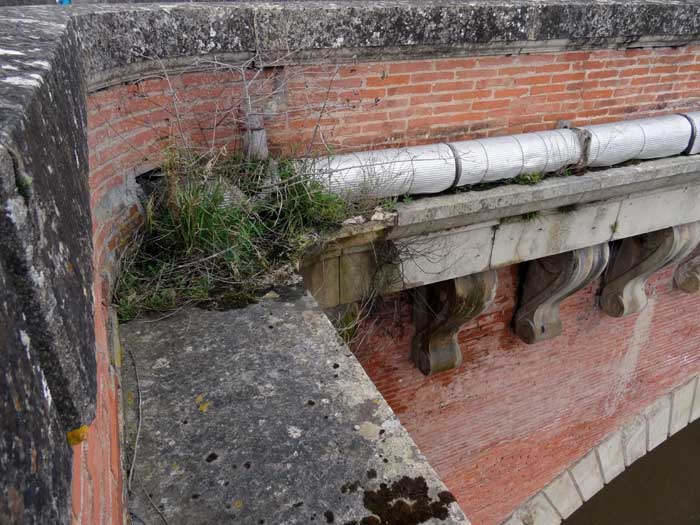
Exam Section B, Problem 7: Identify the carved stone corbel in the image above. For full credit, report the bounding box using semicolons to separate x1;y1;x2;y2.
412;270;497;376
601;221;700;317
674;254;700;293
513;244;610;344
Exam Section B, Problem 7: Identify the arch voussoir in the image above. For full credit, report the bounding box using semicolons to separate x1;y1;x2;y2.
504;375;700;525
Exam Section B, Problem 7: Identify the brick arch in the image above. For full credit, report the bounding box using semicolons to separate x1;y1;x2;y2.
504;375;700;525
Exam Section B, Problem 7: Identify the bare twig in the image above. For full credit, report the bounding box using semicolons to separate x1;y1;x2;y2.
126;342;142;493
143;488;170;525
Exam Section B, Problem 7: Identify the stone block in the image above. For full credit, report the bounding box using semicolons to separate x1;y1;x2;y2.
620;415;647;466
339;250;377;304
512;493;561;525
543;472;583;519
569;450;604;501
596;431;625;483
120;292;469;524
670;378;698;435
668;378;696;436
398;222;494;288
613;184;700;240
491;201;618;268
691;379;700;424
644;395;671;451
0;256;72;524
301;255;340;308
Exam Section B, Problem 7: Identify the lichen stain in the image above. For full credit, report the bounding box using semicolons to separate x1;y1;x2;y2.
343;476;456;525
195;393;212;412
340;481;361;494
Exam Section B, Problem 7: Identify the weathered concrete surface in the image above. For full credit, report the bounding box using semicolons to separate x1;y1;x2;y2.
0;255;72;524
4;1;700;90
120;289;467;525
0;9;95;430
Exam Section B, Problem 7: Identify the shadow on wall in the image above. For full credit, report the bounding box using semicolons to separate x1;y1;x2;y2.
564;417;700;525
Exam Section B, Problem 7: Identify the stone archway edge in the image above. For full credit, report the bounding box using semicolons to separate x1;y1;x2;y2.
504;375;700;525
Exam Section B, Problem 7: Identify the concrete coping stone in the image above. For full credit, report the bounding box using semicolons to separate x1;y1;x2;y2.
319;155;700;249
120;288;469;524
5;1;700;136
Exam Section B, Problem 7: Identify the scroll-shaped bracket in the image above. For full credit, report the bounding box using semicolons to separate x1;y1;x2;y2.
412;270;497;376
513;244;610;344
601;221;700;317
674;254;700;293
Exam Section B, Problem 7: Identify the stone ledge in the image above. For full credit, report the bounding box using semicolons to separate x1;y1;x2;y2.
393;156;700;237
120;289;468;524
301;156;700;307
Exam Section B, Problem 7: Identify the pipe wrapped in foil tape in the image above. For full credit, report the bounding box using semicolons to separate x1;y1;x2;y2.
584;115;692;167
450;129;581;185
311;143;456;199
309;110;700;200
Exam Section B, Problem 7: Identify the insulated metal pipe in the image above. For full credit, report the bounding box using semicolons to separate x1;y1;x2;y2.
451;129;581;186
586;114;692;167
312;143;456;199
310;111;700;200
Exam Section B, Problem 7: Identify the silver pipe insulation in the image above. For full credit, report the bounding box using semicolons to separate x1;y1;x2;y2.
311;111;700;199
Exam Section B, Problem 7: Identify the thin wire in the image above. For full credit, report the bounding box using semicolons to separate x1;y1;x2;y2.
126;342;142;494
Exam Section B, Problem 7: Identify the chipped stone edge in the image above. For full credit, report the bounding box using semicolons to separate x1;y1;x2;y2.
502;375;700;525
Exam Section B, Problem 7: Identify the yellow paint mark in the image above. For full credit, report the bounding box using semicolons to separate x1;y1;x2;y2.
198;400;212;413
127;391;135;406
195;394;204;404
66;425;89;445
233;499;244;509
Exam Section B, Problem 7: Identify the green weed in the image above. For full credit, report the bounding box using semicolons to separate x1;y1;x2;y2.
511;172;545;185
114;150;385;321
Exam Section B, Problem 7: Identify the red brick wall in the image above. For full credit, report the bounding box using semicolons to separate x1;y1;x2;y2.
70;288;124;524
351;265;700;525
75;44;700;523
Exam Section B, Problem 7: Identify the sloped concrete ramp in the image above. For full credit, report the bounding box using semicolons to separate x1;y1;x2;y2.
120;288;467;525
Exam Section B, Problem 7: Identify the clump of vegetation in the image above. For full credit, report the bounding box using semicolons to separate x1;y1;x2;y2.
511;171;545;185
114;149;379;320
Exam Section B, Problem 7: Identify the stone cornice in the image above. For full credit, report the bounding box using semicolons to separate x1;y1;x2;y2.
301;156;700;307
